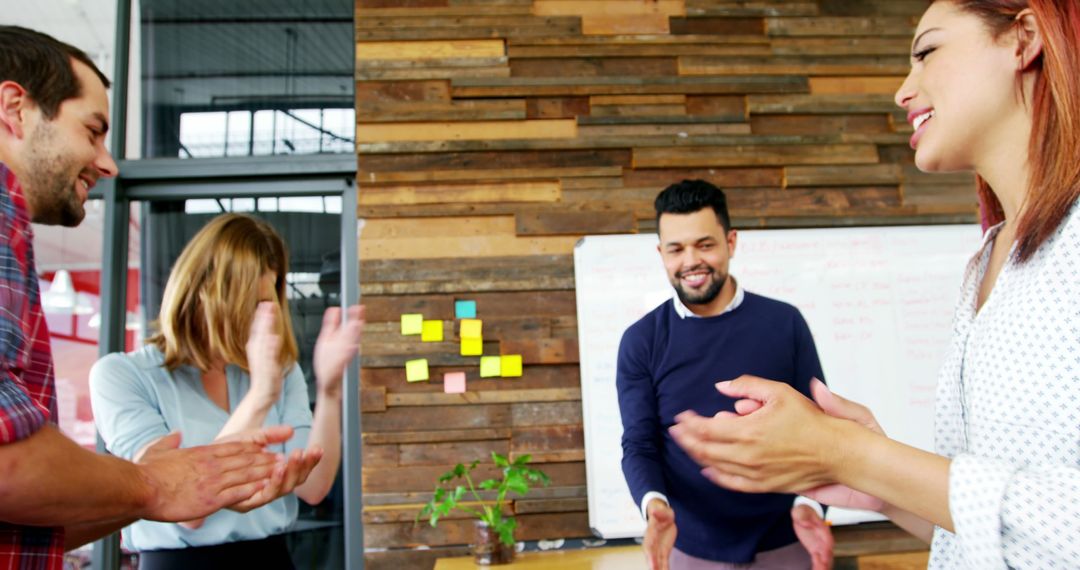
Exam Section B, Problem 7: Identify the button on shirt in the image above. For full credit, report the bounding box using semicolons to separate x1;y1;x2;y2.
0;163;64;569
929;209;1080;569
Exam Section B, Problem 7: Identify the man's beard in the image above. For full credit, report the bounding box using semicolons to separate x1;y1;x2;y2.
673;266;727;306
23;121;86;227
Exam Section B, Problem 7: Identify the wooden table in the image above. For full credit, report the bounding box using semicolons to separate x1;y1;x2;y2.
434;545;645;569
433;522;933;570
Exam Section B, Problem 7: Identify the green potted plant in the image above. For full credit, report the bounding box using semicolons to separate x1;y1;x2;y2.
416;452;550;565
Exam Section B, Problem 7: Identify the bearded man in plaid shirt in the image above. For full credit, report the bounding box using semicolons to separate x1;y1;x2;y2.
0;26;300;569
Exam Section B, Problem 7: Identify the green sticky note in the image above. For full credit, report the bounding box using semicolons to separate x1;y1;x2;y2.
405;359;429;382
421;320;444;342
461;337;483;356
479;356;502;378
500;354;523;378
459;318;482;339
401;313;423;335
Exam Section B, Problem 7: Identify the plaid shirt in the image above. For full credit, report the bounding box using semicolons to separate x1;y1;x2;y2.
0;162;65;569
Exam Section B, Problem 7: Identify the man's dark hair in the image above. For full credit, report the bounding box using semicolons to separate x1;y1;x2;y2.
654;179;732;232
0;26;111;120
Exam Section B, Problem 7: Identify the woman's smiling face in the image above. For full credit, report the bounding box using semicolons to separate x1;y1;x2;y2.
895;1;1027;173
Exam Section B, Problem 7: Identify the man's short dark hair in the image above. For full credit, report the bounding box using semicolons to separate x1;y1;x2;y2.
0;26;111;120
654;179;732;232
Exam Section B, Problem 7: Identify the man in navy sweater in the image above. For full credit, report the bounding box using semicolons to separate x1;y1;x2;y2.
617;180;833;570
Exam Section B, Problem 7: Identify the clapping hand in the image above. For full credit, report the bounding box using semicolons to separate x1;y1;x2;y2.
134;425;294;523
247;301;285;402
313;305;364;398
643;499;677;570
228;447;323;513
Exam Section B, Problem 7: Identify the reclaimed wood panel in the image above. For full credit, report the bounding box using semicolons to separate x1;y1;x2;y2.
356;1;977;566
511;57;677;77
357;40;505;60
361;165;616;184
679;55;910;76
356;119;577;143
449;75;808;97
687;1;817;17
359;181;561;206
533;0;685;17
360;99;526;122
633;143;880;168
810;76;906;95
515;211;636;235
765;16;917;37
582;14;670;35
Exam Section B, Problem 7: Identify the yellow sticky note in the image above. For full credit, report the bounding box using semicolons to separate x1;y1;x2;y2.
500;354;523;377
421;320;444;342
461;337;483;356
479;356;502;378
401;314;423;335
459;318;482;339
405;359;429;382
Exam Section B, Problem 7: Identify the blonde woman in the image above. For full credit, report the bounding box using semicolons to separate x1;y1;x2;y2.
90;213;363;569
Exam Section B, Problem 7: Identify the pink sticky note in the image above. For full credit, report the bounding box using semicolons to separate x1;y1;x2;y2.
444;372;467;394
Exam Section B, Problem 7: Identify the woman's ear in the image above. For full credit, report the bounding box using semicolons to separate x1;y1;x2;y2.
1014;8;1044;71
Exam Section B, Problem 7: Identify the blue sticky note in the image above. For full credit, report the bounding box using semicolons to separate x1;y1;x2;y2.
455;300;477;319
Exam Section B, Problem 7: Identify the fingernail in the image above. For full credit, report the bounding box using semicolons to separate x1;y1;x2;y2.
812;377;828;391
668;425;681;438
715;381;731;391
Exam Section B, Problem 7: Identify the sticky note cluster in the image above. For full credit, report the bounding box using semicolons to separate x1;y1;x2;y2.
399;299;523;389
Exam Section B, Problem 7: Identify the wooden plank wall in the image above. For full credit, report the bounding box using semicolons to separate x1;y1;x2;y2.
356;1;974;567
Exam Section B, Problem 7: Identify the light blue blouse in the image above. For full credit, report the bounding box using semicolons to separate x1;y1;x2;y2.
89;345;313;551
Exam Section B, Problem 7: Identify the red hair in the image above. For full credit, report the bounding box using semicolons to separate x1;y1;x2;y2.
939;0;1080;261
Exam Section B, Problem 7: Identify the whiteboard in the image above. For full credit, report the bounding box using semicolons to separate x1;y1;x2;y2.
574;225;982;538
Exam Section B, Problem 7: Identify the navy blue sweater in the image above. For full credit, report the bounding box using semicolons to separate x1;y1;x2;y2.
616;293;824;563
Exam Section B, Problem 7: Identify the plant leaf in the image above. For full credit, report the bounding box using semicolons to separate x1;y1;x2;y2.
492;452;510;468
513;453;531;466
497;516;517;546
478;478;498;490
505;471;528;496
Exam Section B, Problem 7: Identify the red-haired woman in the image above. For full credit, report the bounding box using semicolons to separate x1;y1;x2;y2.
668;1;1080;568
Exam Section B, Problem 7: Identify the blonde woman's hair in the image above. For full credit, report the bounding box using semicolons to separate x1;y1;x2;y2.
147;213;299;372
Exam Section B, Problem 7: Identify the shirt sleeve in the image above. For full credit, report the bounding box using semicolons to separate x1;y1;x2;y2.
0;369;48;444
948;454;1080;569
792;309;825;395
616;323;667;511
89;353;171;460
277;363;313;456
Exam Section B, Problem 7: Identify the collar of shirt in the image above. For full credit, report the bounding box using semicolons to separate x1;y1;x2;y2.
672;277;744;319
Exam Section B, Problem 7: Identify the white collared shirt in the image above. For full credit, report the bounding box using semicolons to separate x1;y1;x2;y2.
928;210;1080;569
671;277;745;319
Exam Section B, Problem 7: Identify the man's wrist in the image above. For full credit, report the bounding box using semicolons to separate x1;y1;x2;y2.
641;491;669;520
130;461;160;520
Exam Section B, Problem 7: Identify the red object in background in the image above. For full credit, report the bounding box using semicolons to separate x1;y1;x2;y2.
40;268;142;449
